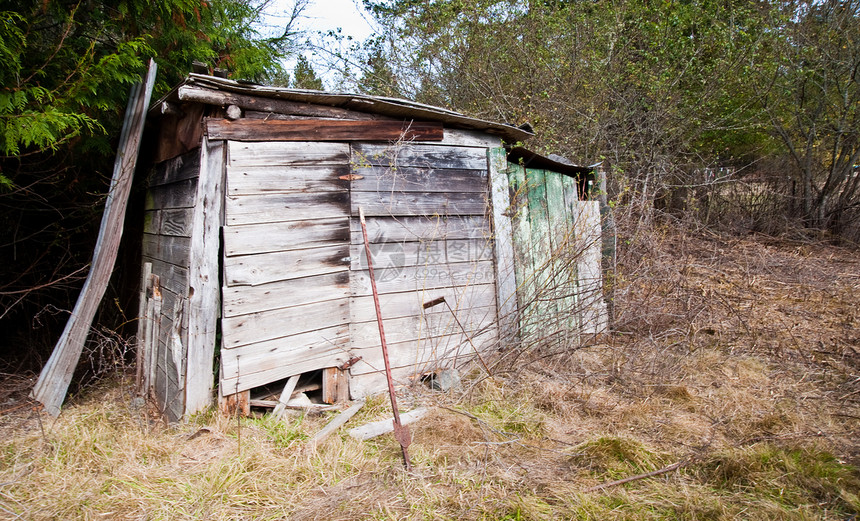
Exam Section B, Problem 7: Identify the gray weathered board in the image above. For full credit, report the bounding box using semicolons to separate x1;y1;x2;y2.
139;150;201;421
32;60;158;417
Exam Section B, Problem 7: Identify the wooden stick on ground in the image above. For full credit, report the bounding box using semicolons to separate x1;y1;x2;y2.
309;400;365;445
583;460;687;493
347;407;430;441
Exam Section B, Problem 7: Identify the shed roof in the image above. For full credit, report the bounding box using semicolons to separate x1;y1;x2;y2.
153;73;534;143
506;146;596;176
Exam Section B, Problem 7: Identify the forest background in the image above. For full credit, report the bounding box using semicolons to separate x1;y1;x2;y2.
0;0;858;372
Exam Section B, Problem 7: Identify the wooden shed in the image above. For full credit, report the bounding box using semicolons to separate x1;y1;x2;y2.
136;74;607;421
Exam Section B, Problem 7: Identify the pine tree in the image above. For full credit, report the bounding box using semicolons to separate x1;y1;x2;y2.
0;0;303;361
292;55;324;90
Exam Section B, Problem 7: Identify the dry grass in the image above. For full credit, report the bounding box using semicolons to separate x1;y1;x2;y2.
1;228;858;520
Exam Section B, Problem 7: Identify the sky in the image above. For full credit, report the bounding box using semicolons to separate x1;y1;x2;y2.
299;0;375;42
262;0;379;86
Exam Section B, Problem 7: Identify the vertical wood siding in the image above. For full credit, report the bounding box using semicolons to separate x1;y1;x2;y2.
140;149;200;421
506;164;608;349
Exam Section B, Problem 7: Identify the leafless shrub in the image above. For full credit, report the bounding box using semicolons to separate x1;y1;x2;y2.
77;325;135;389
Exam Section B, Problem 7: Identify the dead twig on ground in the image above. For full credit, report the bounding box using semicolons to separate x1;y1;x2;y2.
584;459;689;493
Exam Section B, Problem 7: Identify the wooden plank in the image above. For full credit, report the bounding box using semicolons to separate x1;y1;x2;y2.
349;305;496;349
347;407;430;440
144;178;198;210
227;165;349;195
351;166;488;193
545;172;568;253
350;283;496;323
228;141;349;167
349;215;491;243
352;143;489;170
544;171;568;322
272;375;300;420
223;217;349;257
507;163;537;339
225;277;493;323
220;325;351;394
561;174;582;333
32;60;158;417
350;190;486;217
207;118;443;142
322;367;349;404
144;210;192;237
310;400;365;445
225;191;349;226
184;137;226;417
349;238;493;271
141;234;191;265
135;262;153;393
144;289;162;397
222;271;350;318
411;128;502;148
575;200;608;335
488;148;518;345
224;243;349;286
178;85;384;121
222;298;350;349
351;260;496;296
348;325;498;376
147;150;200;187
244;110;386;122
159;208;194;237
526;168;554;329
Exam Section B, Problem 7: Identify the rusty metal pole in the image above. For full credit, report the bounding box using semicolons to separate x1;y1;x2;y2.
358;207;412;471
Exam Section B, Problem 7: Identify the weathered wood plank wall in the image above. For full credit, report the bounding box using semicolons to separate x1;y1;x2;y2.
347;141;499;397
219;141;352;395
140;149;200;421
218;133;502;400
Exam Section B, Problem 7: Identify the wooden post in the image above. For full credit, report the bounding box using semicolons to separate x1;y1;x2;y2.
322;367;349;404
218;390;250;417
31;60;158;417
488;148;519;347
143;274;162;396
184;136;226;417
135;262;152;393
